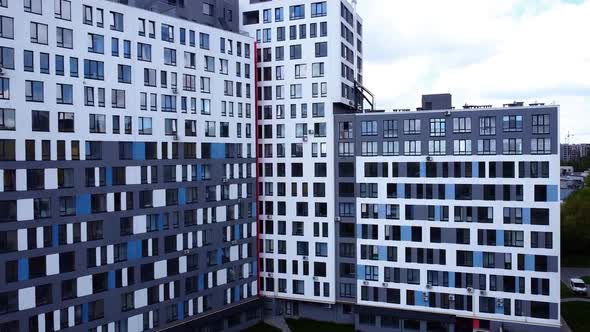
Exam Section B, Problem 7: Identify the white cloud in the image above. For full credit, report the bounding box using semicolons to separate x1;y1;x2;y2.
354;0;590;143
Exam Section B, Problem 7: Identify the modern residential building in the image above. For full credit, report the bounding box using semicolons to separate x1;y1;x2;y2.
560;143;590;162
0;0;563;331
334;94;560;332
107;0;240;32
0;0;259;331
239;0;364;319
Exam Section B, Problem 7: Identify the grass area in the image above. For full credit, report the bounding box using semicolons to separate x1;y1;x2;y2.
582;276;590;284
562;282;578;298
562;255;590;268
562;301;590;332
286;318;355;332
241;322;281;332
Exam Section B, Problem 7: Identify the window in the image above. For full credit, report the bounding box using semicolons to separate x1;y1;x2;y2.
0;78;8;100
137;43;152;61
31;110;49;132
290;5;305;20
383;120;398;138
453;117;471;133
383;141;399;156
430;118;446;136
88;33;104;54
24;0;42;14
479;116;496;135
404;141;421;155
403;119;421;134
315;42;328;57
503;115;523;132
453;139;472;155
361;142;378;156
290;45;302;60
58;112;74;132
0;108;15;130
503;138;523;155
112;89;125;108
56;27;73;48
200;33;210;49
30;22;48;44
164;48;176;66
477;139;496;155
25;80;44;102
84;60;104;80
110;12;124;31
56;84;73;104
531;138;551;154
161;24;174;42
0;47;13;70
311;2;327;17
361;121;377;136
428;140;446;155
55;0;71;20
202;3;214;16
89;114;106;133
532;114;550;134
0;16;13;39
290;84;302;99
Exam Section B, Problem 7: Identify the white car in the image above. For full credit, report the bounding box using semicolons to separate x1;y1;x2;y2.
570;278;587;295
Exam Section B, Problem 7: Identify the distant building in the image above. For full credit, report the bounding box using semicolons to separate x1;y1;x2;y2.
561;143;590;162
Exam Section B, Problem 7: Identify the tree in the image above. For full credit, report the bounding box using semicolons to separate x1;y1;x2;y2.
561;185;590;258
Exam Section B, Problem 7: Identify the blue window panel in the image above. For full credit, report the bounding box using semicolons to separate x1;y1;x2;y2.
378;204;386;219
523;208;531;224
525;255;535;271
18;258;29;281
401;226;412;241
158;214;164;230
547;185;558;201
198;274;204;290
415;291;428;306
108;271;115;289
216;249;222;265
515;277;520;293
106;167;112;186
82;303;89;323
472;161;479;178
234;287;240;302
196;164;202;181
419;162;426;177
378;246;387;261
211;143;226;159
448;272;455;287
178;302;184;321
178;188;186;205
357;264;365;280
127;240;141;260
356;224;363;239
251;202;256;216
76;194;91;215
252;260;257;275
234;225;241;240
474;251;483;267
133;142;145;160
496;230;504;246
445;184;455;200
434;206;441;221
52;224;59;247
397;183;405;199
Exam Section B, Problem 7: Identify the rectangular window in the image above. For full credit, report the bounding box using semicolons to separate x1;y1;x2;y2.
25;80;44;102
503;115;523;132
479;116;496;135
56;27;73;48
30;22;48;44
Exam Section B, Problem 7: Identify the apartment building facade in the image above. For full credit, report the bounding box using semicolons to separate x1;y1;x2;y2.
239;0;364;319
0;0;260;331
334;96;560;332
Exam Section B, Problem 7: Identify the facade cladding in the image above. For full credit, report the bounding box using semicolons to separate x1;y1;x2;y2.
0;0;260;331
334;98;561;332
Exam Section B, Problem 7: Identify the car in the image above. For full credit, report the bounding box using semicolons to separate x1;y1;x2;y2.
570;278;587;295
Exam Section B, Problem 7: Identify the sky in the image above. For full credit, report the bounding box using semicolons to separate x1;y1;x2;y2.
353;0;590;143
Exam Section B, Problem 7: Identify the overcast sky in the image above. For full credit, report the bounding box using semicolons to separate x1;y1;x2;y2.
353;0;590;143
